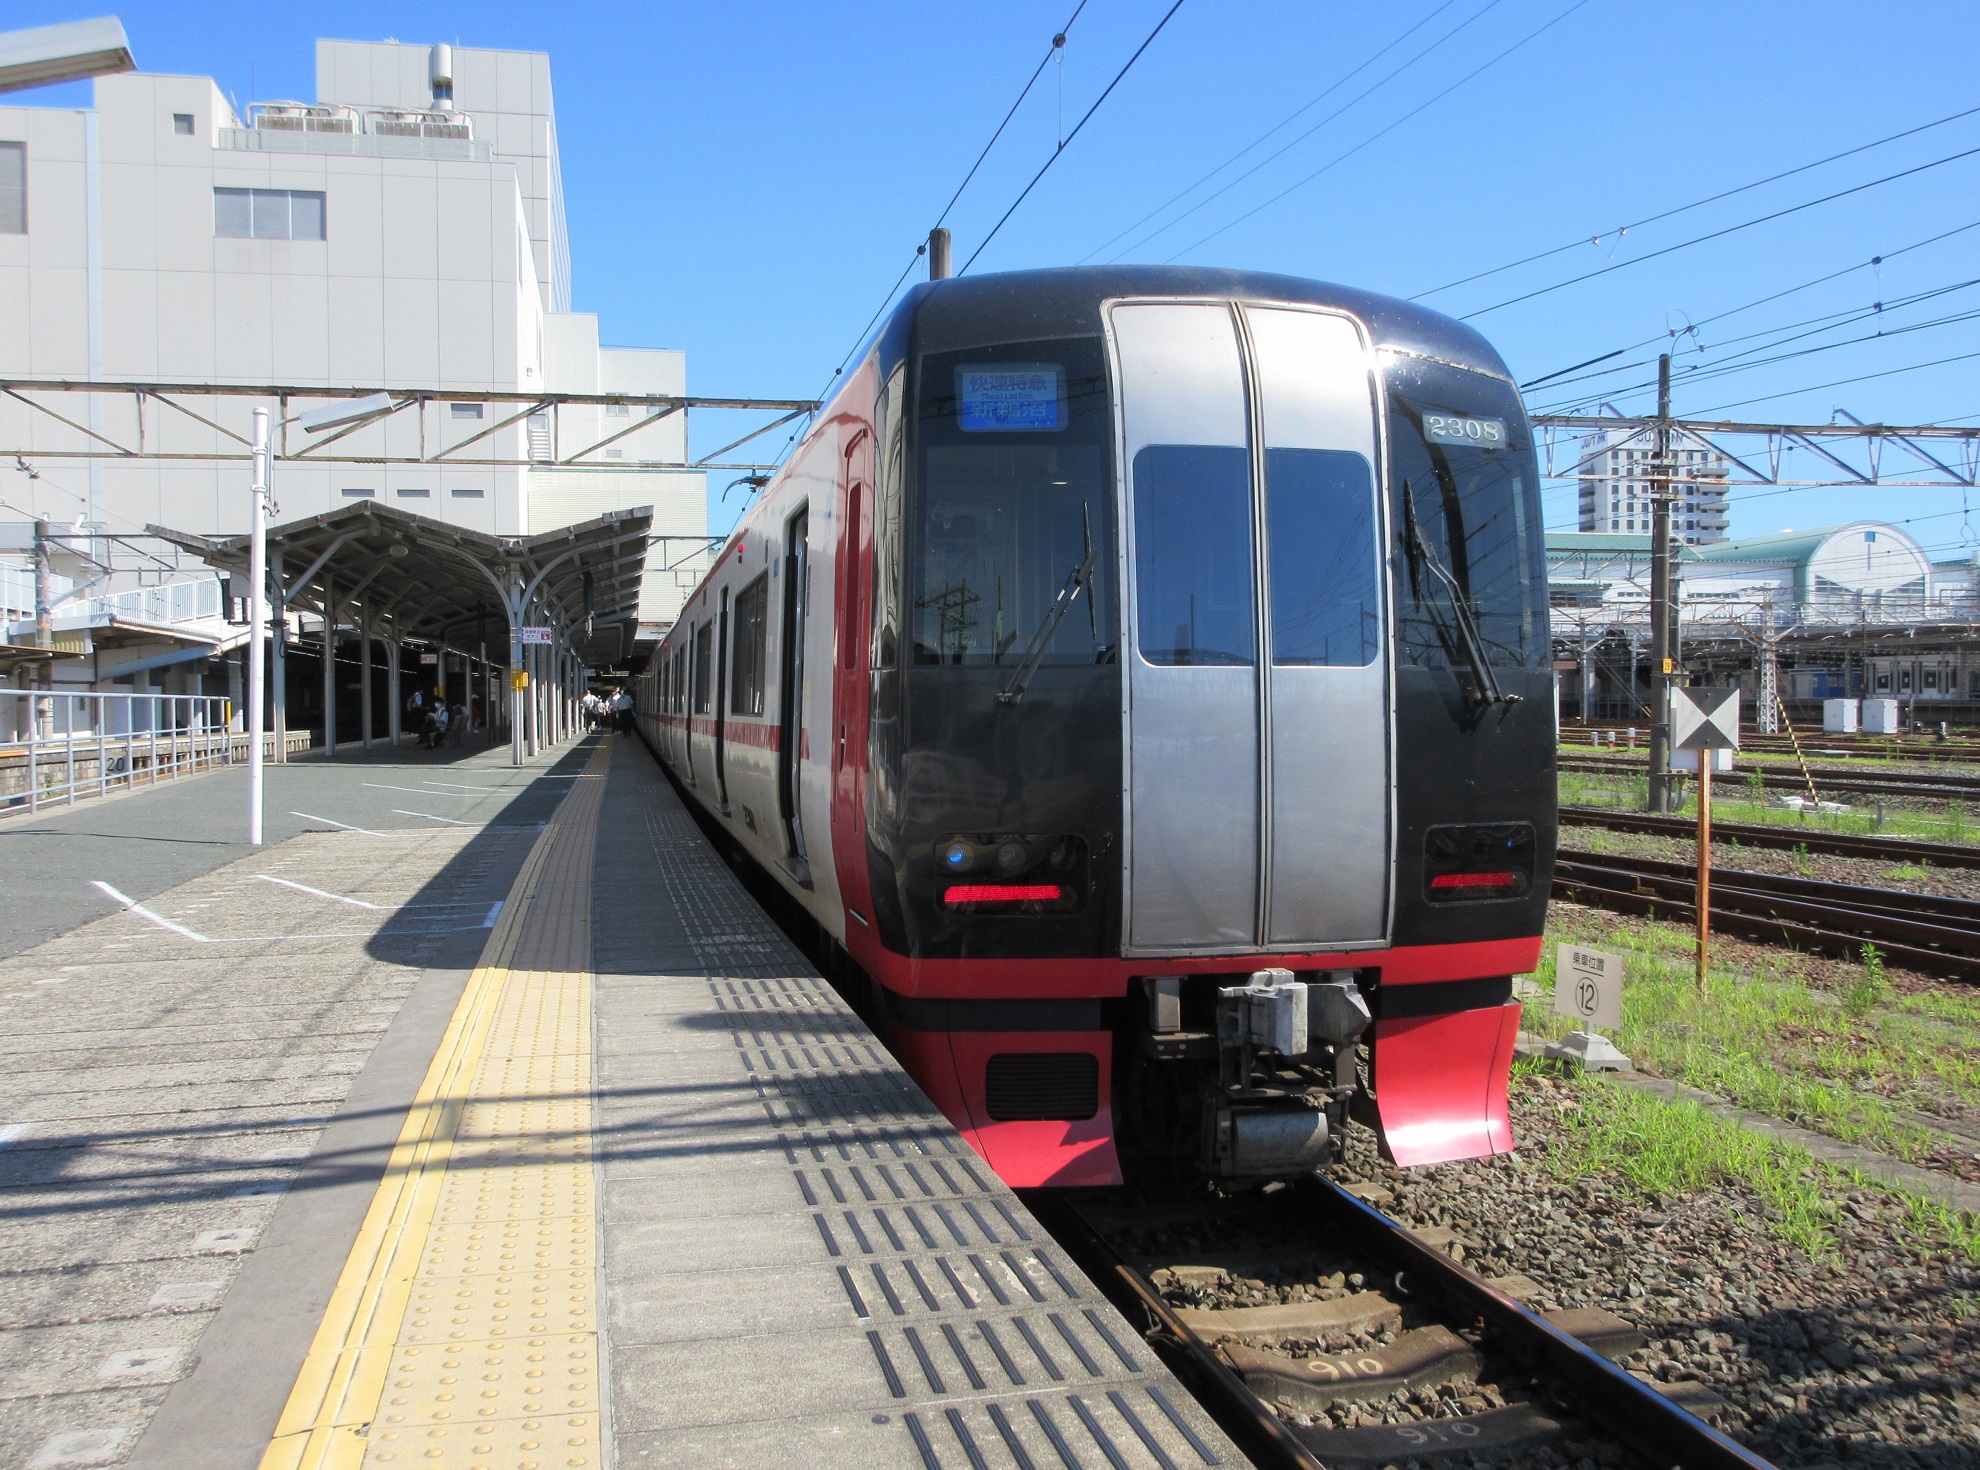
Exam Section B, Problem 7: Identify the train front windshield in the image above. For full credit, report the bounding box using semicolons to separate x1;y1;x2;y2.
1384;353;1548;673
911;338;1119;668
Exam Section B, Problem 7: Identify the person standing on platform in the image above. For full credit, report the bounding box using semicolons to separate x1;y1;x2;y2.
611;687;634;736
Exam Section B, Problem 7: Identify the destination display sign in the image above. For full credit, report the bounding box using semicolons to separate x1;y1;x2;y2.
957;364;1065;433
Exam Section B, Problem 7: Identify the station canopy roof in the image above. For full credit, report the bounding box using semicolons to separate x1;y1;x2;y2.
145;500;652;667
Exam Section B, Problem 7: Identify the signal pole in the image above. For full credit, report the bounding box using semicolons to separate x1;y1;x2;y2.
1647;354;1675;813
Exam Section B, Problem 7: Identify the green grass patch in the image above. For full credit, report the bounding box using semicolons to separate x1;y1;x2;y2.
1528;912;1980;1168
1522;1061;1980;1262
1558;772;1980;846
1524;1060;1842;1255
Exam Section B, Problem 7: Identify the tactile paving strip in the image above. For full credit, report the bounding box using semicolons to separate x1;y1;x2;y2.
261;742;610;1470
620;750;1243;1470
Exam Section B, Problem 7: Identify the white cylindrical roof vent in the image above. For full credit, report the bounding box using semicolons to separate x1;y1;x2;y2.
429;43;454;109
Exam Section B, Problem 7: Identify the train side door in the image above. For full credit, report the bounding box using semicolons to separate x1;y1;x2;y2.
1110;300;1391;954
830;430;876;928
779;506;811;865
683;621;697;782
715;587;731;810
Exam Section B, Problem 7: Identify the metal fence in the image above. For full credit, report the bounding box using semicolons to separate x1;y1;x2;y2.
1;690;237;815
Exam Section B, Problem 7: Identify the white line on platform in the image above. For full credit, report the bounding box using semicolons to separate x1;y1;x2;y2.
290;811;387;835
364;782;477;797
255;875;382;909
392;809;474;827
419;780;497;791
89;883;491;944
90;881;211;942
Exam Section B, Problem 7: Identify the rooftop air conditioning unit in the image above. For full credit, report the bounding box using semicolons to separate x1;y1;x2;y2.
368;108;472;141
254;102;358;133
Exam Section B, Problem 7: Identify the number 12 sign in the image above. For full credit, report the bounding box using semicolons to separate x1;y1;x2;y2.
1554;944;1623;1031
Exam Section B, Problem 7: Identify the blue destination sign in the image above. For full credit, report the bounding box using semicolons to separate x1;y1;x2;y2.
957;364;1065;432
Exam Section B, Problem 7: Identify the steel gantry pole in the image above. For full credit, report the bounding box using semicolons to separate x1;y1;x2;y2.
1647;353;1675;813
247;407;268;844
270;549;287;763
321;574;338;758
508;576;526;767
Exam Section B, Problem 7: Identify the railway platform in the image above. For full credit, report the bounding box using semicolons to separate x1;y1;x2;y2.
0;731;1241;1470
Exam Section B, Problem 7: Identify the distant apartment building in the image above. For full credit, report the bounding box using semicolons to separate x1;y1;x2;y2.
1576;425;1729;545
0;38;702;626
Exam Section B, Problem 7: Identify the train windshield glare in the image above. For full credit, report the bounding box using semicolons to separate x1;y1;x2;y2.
912;338;1118;666
1385;353;1548;671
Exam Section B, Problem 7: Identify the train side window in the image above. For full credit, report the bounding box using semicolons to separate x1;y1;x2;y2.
1265;448;1380;666
731;573;769;715
693;622;713;713
1131;444;1255;666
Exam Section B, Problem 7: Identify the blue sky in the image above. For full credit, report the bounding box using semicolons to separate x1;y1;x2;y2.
10;0;1980;549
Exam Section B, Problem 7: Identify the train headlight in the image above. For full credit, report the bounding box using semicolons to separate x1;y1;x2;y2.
996;841;1028;875
941;840;973;872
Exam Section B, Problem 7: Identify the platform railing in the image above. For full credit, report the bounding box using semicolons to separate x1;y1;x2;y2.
0;691;240;815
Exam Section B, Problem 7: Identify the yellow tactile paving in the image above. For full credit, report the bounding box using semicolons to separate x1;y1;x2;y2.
262;742;610;1470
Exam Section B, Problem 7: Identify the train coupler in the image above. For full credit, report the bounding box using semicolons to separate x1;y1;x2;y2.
1198;969;1369;1180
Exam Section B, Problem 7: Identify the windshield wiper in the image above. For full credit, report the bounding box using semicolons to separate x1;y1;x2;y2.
998;504;1098;707
1400;480;1518;707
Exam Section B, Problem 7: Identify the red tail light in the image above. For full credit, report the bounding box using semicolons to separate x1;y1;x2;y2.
1429;871;1518;891
944;884;1063;905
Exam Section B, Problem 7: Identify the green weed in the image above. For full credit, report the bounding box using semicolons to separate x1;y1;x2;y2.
1843;945;1887;1018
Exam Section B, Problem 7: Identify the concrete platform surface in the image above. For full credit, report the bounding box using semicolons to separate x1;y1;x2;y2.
0;731;1246;1470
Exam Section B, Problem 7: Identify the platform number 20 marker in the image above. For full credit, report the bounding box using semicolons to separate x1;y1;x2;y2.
1554;944;1623;1031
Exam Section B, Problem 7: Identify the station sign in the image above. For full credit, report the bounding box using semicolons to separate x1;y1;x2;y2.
419;652;438;665
510;669;530;691
1555;943;1623;1031
519;626;554;645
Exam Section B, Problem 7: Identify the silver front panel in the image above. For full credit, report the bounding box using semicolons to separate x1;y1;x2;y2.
1112;302;1258;952
1244;306;1390;945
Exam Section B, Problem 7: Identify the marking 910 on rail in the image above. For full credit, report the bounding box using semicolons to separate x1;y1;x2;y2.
637;265;1556;1188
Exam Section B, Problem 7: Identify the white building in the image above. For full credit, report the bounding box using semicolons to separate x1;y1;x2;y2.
1576;426;1729;545
0;37;702;630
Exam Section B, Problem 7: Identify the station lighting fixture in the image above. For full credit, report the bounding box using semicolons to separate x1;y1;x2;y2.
0;17;134;94
298;392;395;434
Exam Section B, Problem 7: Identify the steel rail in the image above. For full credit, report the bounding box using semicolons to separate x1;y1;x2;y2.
1559;804;1980;867
1560;847;1980;926
1554;852;1980;982
1294;1177;1779;1470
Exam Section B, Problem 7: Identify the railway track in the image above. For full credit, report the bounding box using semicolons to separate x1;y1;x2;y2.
1554;848;1980;982
1559;804;1980;867
1558;755;1980;801
1034;1180;1773;1470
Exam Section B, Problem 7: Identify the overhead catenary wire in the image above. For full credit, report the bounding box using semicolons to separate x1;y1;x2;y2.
760;2;1100;475
1525;277;1980;412
1521;217;1980;391
768;2;1094;474
1461;142;1980;321
1162;0;1594;264
1521;219;1980;393
1076;0;1468;264
1416;101;1980;304
1090;0;1502;264
959;0;1190;276
1682;348;1980;418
